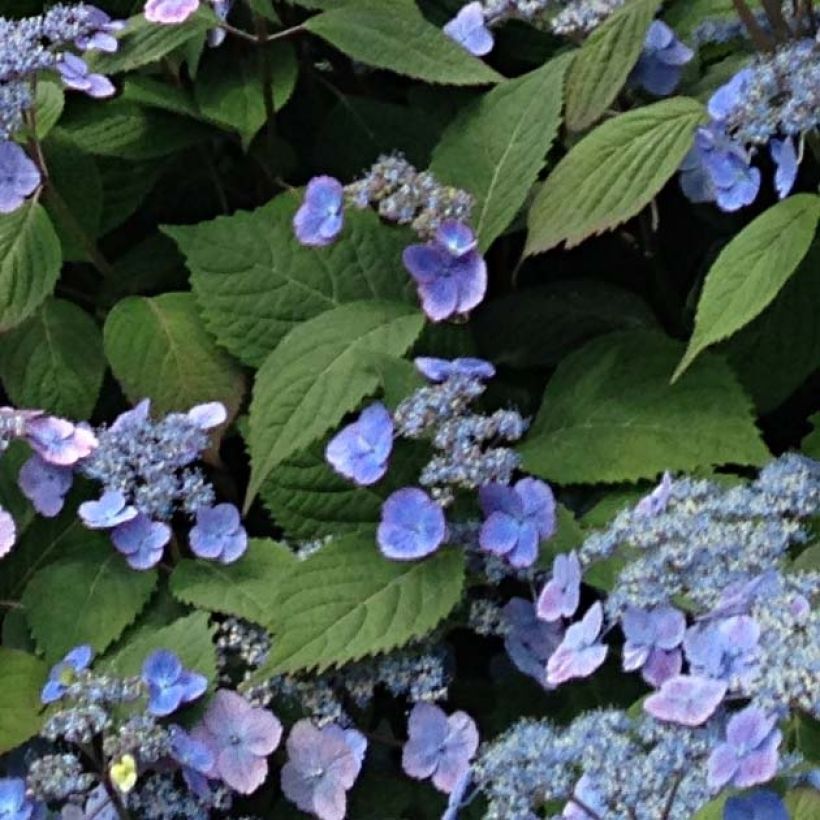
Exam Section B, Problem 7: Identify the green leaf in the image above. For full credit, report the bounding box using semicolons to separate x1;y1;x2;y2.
518;330;768;484
536;504;585;569
246;301;423;504
170;539;296;624
565;0;660;131
195;44;298;149
664;0;756;38
0;201;61;332
0;649;46;754
22;542;157;661
32;81;64;138
525;97;705;255
674;194;820;380
430;54;570;251
803;413;820;460
0;298;105;419
786;790;820;820
304;1;501;86
103;292;246;422
104;612;216;683
97;157;162;235
123;76;202;120
250;535;465;677
165;196;415;367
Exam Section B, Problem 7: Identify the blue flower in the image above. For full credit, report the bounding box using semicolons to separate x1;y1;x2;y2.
41;645;93;704
141;649;207;716
17;455;73;517
479;478;556;568
402;221;487;322
546;602;608;686
56;54;114;98
502;598;564;688
634;471;673;517
78;490;138;529
708;706;781;790
621;605;685;687
293;176;345;247
537;550;582;622
708;68;754;123
0;777;40;820
168;724;215;796
769;137;798;199
111;514;171;570
0;141;41;214
684;615;760;688
563;774;607;819
325;402;393;486
377;488;446;560
443;2;494;57
189;503;247;564
74;7;125;53
630;21;693;96
402;703;479;794
23;415;97;466
723;790;788;820
414;356;495;383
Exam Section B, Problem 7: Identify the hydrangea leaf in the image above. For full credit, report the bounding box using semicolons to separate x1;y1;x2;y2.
518;330;768;484
304;1;502;86
98;157;162;235
0;298;104;419
674;194;820;381
21;541;157;662
170;539;296;624
663;0;750;38
0;648;46;754
803;414;820;460
430;54;571;251
248;536;465;677
103;291;246;422
785;790;820;820
0;201;61;332
103;612;217;683
246;301;424;505
164;196;415;367
565;0;661;132
32;80;64;139
525;97;705;255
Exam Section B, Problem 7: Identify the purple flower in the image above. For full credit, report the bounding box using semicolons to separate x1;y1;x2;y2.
0;507;15;559
109;399;150;433
643;674;727;726
479;478;556;568
143;0;200;24
708;706;781;790
168;724;215;795
546;602;608;686
111;514;170;570
563;774;607;819
41;645;93;704
630;21;693;96
79;490;137;529
23;415;97;466
621;605;686;687
708;68;753;123
770;137;798;199
502;597;564;688
442;771;471;820
141;650;207;716
56;54;115;98
189;503;247;564
536;550;582;622
443;2;494;57
325;402;393;486
414;356;495;383
402;703;479;794
684;615;760;688
377;488;446;560
403;221;487;322
280;720;367;820
0;777;40;820
0;141;41;214
75;7;125;52
192;689;282;794
680;126;760;212
293;176;345;247
186;402;227;430
18;455;73;517
634;471;673;517
723;790;788;820
60;784;117;820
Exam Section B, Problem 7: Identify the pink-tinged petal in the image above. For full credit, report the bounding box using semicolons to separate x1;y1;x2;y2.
0;507;16;558
644;675;727;726
237;708;282;756
641;648;682;687
622;644;651;672
653;606;686;649
312;781;347;820
707;742;740;790
143;0;201;25
726;706;776;751
187;402;227;429
217;745;268;794
734;732;781;788
515;477;556;538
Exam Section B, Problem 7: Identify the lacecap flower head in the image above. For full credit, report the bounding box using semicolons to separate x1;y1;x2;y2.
325;402;393;486
293;175;345;247
378;487;446;560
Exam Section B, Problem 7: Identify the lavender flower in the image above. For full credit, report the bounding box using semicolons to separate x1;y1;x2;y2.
56;53;114;98
280;720;367;820
621;605;685;687
188;503;247;564
536;551;582;622
111;514;171;570
402;703;479;794
74;7;125;52
634;471;672;517
18;455;73;517
141;650;207;716
325;402;393;486
683;615;760;690
78;490;137;529
0;141;41;214
546;602;608;685
41;645;93;704
293;176;345;247
402;221;487;322
630;21;693;96
443;2;494;56
377;487;446;560
502;597;564;688
23;415;96;466
168;725;214;794
143;0;200;25
643;675;727;726
0;507;15;559
769;137;798;199
414;356;495;383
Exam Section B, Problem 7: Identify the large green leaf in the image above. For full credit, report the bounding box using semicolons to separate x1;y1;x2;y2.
518;330;768;484
803;413;820;460
565;0;660;131
247;301;424;504
250;535;465;677
786;790;820;820
32;81;64;139
170;539;296;624
165;196;414;367
22;542;157;661
525;97;705;255
0;649;46;754
304;1;501;85
0;299;104;419
674;194;820;380
0;201;61;332
103;292;246;421
430;54;570;251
